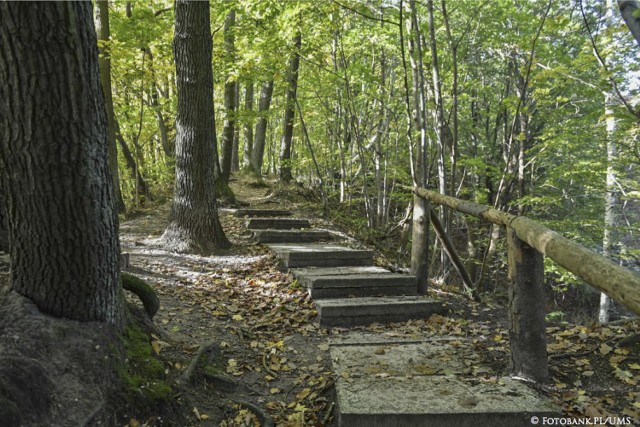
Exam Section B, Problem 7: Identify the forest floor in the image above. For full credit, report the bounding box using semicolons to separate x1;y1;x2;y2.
116;176;640;426
0;176;638;427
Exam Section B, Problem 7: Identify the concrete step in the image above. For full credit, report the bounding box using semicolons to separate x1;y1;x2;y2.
234;208;292;218
251;229;331;244
292;267;417;299
315;296;445;327
329;336;559;426
246;217;311;230
267;243;374;268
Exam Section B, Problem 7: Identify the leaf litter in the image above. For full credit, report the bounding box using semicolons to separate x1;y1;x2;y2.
119;191;640;426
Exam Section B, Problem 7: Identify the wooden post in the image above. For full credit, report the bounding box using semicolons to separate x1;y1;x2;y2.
507;226;549;383
411;194;429;294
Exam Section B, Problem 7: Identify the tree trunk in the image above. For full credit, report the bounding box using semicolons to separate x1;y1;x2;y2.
219;9;237;183
599;93;619;323
251;80;274;177
408;0;430;291
243;81;254;168
162;0;230;254
279;32;302;183
96;0;126;214
231;81;241;172
143;47;173;157
115;120;153;202
0;1;124;325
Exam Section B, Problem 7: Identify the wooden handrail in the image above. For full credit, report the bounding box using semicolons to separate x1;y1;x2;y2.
416;187;640;317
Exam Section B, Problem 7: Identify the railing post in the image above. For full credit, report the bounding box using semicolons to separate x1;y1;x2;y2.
506;226;549;383
411;193;430;294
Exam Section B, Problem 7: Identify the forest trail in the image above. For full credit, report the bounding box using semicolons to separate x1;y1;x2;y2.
241;207;556;425
116;180;640;426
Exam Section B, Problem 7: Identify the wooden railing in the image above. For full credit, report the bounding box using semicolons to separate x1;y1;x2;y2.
413;187;640;383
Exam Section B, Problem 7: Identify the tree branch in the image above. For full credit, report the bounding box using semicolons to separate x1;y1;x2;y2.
580;0;640;120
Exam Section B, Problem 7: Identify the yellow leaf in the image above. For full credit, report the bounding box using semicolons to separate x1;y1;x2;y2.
211;310;226;316
296;387;312;401
232;314;243;321
599;343;613;355
341;371;350;379
200;414;209;420
415;365;437;375
629;363;640;370
270;387;281;394
265;374;275;381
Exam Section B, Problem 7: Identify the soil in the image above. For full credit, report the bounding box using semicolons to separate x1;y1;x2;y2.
0;175;638;426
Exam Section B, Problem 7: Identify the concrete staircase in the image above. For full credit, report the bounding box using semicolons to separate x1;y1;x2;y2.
238;208;558;426
237;212;445;328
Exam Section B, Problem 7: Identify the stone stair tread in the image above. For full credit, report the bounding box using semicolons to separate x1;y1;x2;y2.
267;243;374;268
246;217;311;229
315;296;445;327
234;208;292;217
330;337;559;426
251;229;331;243
291;266;391;277
297;273;416;289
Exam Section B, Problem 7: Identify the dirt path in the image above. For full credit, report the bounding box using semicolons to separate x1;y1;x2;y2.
118;183;338;426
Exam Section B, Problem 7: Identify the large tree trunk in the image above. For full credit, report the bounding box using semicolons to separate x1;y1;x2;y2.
0;2;124;325
251;80;274;178
219;10;237;183
279;33;302;183
162;0;230;254
96;0;126;214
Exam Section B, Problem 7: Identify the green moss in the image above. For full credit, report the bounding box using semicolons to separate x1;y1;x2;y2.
202;363;223;377
215;179;237;204
115;323;173;403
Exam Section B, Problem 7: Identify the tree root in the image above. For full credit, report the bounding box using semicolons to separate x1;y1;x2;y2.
183;340;219;384
121;272;159;319
262;352;278;378
228;399;274;427
617;333;640;347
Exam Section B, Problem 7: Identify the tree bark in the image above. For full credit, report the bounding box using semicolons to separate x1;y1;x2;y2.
96;0;126;214
162;0;230;254
0;1;124;325
0;194;8;252
251;80;274;177
279;32;302;183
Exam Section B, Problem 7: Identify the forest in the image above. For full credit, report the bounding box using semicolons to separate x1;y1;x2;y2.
0;0;639;426
96;0;640;292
